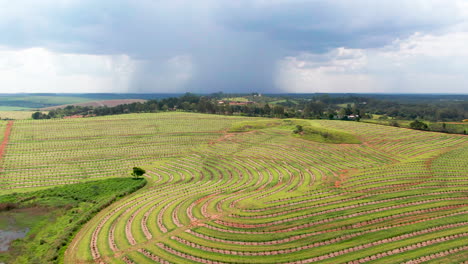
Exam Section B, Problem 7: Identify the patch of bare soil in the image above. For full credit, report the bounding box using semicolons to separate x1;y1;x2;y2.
209;133;236;145
334;168;359;188
0;121;13;172
209;130;259;145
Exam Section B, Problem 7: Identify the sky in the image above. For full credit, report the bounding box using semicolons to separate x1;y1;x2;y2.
0;0;467;94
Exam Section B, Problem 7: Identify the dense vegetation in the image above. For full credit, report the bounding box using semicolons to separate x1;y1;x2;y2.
228;119;361;144
362;119;467;134
29;93;466;121
0;178;146;264
29;93;467;134
293;123;361;144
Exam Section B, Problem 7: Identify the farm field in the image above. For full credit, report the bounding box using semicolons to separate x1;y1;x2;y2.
0;94;155;113
0;112;467;263
0;95;96;110
361;119;468;135
0;107;35;111
0;111;48;120
40;99;148;111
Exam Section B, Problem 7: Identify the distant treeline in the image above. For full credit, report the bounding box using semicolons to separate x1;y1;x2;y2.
33;93;467;120
31;93;467;133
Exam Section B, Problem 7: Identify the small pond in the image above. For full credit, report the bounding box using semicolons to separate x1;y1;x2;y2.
0;228;29;252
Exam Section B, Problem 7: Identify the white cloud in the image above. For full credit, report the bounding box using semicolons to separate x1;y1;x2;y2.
383;32;468;58
277;31;468;93
276;53;377;93
0;47;137;93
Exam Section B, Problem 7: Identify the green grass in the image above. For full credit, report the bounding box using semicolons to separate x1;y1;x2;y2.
228;119;284;132
228;119;361;144
294;122;361;144
362;118;468;134
337;102;355;108
0;178;146;264
222;97;249;102
269;99;299;105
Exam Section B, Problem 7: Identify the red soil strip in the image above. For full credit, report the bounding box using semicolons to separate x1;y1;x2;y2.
209;130;258;145
209;133;235;145
335;168;358;188
63;115;85;119
195;193;219;205
0;121;13;171
335;168;355;187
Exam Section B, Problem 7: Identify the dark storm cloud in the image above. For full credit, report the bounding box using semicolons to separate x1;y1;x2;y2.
216;0;465;52
0;0;466;93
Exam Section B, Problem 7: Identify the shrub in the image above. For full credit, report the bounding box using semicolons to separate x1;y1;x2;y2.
131;167;146;178
293;125;303;134
410;120;429;130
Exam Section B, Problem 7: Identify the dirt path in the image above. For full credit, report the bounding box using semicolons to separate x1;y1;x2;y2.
209;132;235;145
209;130;259;145
0;121;14;171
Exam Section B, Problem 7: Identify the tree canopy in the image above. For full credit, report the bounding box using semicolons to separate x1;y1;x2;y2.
410;120;429;130
131;167;146;178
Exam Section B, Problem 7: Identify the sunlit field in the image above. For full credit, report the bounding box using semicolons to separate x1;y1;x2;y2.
1;112;467;263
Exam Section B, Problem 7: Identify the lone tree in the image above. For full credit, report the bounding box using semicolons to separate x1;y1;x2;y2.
293;125;303;134
410;120;429;131
131;167;146;178
32;111;49;120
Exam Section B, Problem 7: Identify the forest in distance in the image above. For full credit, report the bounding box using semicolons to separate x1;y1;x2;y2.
22;93;468;134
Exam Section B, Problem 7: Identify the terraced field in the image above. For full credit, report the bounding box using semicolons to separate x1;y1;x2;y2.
1;112;467;263
0;113;247;194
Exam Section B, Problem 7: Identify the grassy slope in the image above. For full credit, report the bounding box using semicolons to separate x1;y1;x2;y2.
228;119;284;132
362;119;468;134
229;119;360;144
0;178;146;264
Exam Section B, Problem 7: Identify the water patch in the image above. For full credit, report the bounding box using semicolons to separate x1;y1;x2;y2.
0;228;29;252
